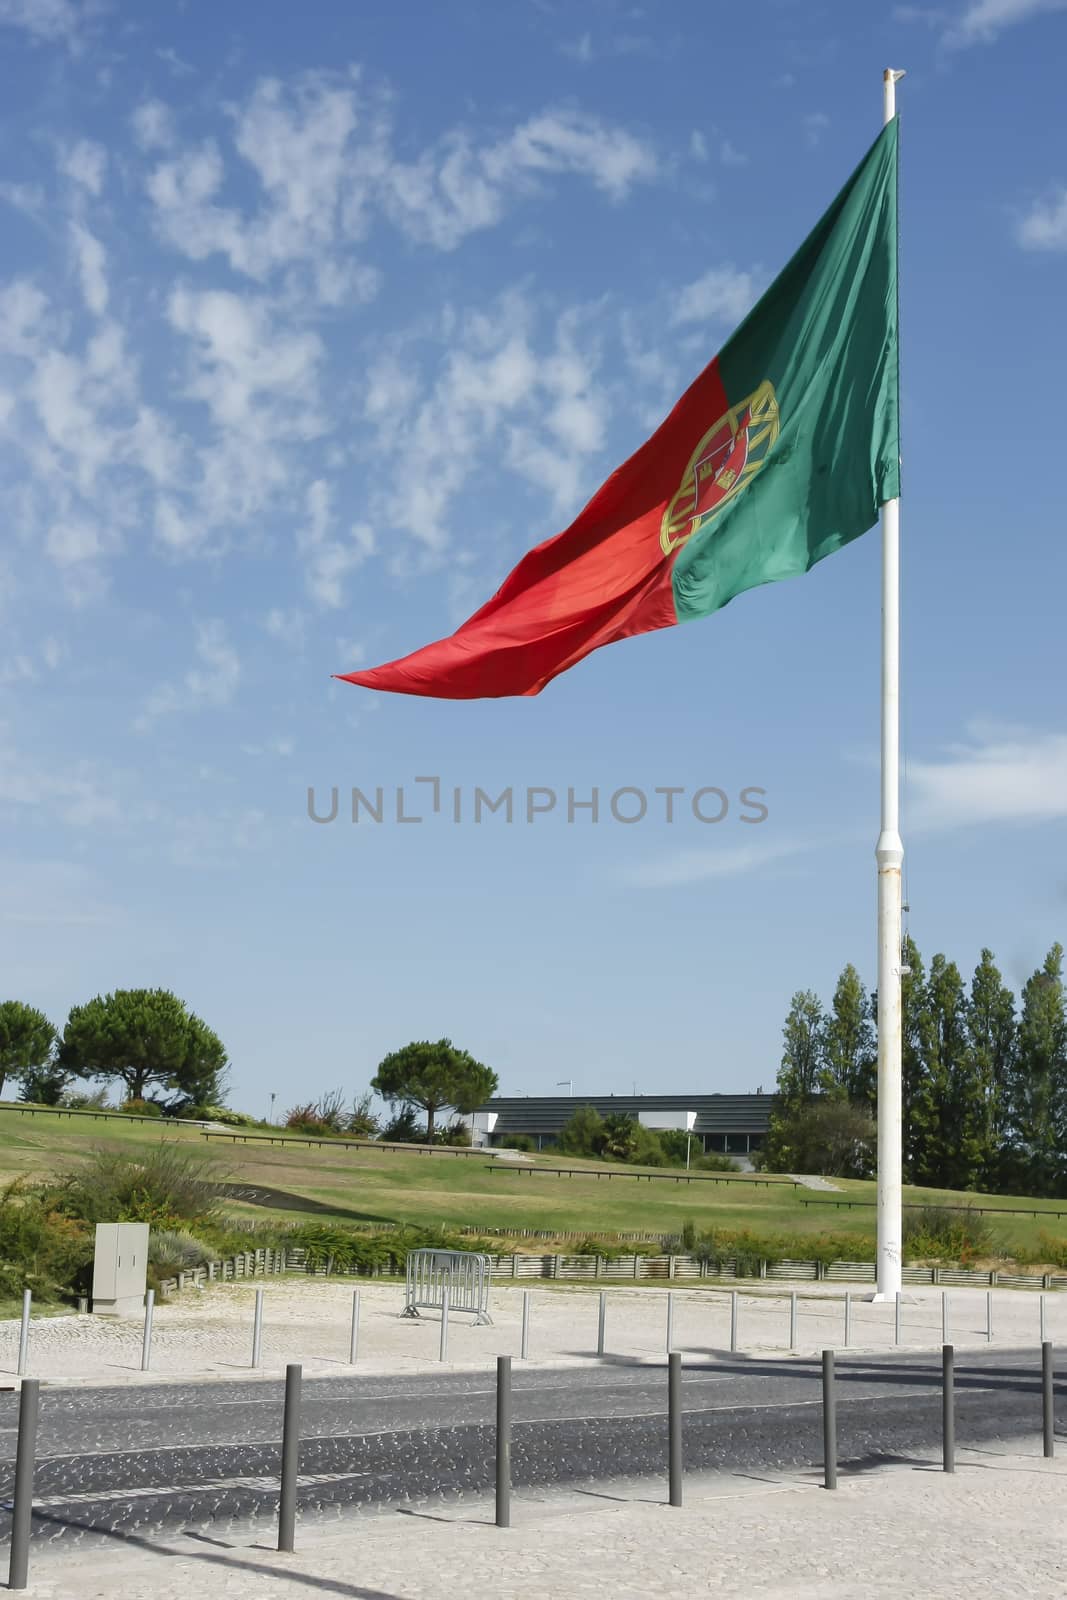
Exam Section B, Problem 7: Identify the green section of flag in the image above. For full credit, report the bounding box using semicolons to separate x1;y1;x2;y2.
671;119;900;625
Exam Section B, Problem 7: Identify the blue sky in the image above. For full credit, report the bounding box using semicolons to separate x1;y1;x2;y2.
1;0;1065;1117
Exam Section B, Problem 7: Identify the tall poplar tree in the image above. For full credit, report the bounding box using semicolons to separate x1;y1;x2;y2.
763;990;825;1170
1009;945;1067;1195
967;949;1017;1187
822;963;876;1110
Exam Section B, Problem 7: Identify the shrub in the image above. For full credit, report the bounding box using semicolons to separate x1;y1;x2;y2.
380;1105;423;1143
573;1237;629;1259
347;1093;379;1140
437;1120;472;1147
120;1098;163;1118
178;1104;258;1127
286;1089;347;1135
62;1086;111;1110
1015;1231;1067;1269
53;1143;226;1229
0;1179;93;1302
902;1205;993;1264
501;1133;535;1152
695;1152;741;1172
149;1228;212;1273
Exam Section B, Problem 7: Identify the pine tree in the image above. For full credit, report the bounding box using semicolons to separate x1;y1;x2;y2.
822;963;876;1110
966;949;1017;1187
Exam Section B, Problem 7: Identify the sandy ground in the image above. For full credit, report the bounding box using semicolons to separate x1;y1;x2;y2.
0;1277;1060;1386
15;1454;1067;1599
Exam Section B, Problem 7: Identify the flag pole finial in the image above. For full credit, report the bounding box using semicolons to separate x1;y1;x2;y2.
883;68;906;124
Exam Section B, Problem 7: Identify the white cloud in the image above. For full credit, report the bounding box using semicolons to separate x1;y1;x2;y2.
689;130;709;163
803;113;830;149
621;837;808;889
491;108;657;202
720;139;748;168
945;0;1067;44
0;738;120;827
296;478;376;608
131;99;175;152
45;518;102;566
168;286;324;433
671;266;760;327
908;726;1067;828
69;222;108;315
145;74;656;276
363;292;611;549
0;0;83;46
1018;188;1067;249
559;32;594;62
135;619;241;730
0;279;49;358
0;859;119;927
0;181;45;216
59;138;107;195
241;734;294;758
263;608;306;649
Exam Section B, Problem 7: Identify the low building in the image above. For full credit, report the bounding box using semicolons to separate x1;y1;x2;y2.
468;1092;775;1156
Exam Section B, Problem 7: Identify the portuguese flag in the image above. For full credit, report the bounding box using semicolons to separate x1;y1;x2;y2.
339;121;899;700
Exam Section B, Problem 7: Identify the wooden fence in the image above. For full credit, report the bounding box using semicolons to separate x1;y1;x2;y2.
159;1246;1067;1294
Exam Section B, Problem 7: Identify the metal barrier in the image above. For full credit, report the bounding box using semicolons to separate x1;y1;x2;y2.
403;1249;493;1325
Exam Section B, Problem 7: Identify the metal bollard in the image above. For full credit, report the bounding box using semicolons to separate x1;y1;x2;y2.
349;1289;360;1364
252;1287;264;1369
986;1290;993;1343
666;1291;675;1355
439;1283;450;1362
942;1344;955;1473
521;1289;531;1360
730;1290;739;1354
7;1378;40;1591
668;1350;683;1507
496;1355;512;1527
17;1288;31;1378
1043;1341;1055;1459
277;1363;302;1552
844;1291;852;1348
822;1350;837;1490
790;1291;798;1351
1041;1293;1048;1346
597;1289;607;1357
141;1289;155;1372
895;1290;902;1347
942;1290;948;1345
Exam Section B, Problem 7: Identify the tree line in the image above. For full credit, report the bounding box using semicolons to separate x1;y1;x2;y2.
764;940;1067;1194
0;990;227;1111
0;995;499;1146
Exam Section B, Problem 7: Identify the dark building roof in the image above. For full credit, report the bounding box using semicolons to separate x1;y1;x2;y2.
477;1093;776;1137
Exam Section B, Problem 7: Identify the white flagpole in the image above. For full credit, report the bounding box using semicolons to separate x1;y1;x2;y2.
875;67;905;1301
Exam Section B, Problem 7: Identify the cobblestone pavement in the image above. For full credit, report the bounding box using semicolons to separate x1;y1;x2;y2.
0;1349;1056;1552
13;1453;1067;1599
1;1278;1058;1388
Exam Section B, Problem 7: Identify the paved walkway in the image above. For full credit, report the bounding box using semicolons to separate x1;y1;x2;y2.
0;1279;1058;1387
17;1454;1067;1598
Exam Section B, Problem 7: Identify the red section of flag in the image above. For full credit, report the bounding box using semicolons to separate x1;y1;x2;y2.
337;359;730;699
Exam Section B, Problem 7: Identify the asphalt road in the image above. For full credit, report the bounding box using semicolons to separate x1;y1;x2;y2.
0;1349;1057;1551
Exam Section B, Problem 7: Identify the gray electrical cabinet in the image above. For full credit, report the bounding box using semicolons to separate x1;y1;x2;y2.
92;1222;150;1316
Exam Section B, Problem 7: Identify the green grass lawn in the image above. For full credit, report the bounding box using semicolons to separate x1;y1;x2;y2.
3;1106;1067;1259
